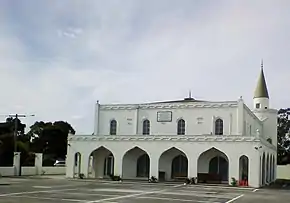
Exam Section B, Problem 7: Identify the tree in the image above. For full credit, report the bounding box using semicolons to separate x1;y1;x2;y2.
277;108;290;165
29;121;75;165
0;118;29;166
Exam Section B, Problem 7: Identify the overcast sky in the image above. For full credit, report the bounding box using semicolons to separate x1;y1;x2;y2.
0;0;289;134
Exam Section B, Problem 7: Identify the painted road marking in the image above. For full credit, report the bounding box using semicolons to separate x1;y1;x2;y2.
33;186;52;189
0;188;77;197
225;194;244;203
85;184;184;203
137;196;222;203
9;195;84;202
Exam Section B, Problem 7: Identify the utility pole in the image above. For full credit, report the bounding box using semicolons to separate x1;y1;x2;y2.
6;114;35;153
0;113;35;176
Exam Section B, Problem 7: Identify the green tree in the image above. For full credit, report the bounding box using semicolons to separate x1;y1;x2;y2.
29;121;75;165
277;108;290;165
0;118;30;166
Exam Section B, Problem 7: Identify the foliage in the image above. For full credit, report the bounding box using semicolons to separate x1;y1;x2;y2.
277;108;290;165
0;118;75;166
231;177;238;187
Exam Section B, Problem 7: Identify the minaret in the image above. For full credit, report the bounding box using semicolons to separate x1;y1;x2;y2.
253;60;269;110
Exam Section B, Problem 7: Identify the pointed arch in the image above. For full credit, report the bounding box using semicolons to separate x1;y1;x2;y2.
239;155;249;182
89;146;115;178
214;118;223;135
177;119;185;135
142;119;150;135
74;152;81;177
110;119;117;135
266;154;269;183
122;146;150;179
262;153;265;185
158;147;188;181
197;147;229;183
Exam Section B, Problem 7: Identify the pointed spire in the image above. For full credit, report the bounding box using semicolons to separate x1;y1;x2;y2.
188;90;192;98
254;60;269;98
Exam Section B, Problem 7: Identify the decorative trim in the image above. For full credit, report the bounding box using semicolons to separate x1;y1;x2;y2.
68;134;261;143
99;102;238;110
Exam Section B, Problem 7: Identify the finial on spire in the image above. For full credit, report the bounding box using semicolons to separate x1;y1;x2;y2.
188;90;192;98
261;59;263;69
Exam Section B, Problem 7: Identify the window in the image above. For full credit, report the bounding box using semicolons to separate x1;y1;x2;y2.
215;118;223;135
142;119;150;135
177;119;185;135
256;103;261;109
110;120;117;135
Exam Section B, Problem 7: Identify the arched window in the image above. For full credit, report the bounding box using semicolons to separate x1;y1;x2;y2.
215;118;223;135
177;119;185;135
142;119;150;135
110;120;117;135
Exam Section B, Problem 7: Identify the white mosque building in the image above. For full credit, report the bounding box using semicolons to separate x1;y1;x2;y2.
66;66;277;188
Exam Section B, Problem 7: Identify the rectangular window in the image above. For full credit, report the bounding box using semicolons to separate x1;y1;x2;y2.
256;103;261;108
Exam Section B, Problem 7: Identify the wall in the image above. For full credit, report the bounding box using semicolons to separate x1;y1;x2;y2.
67;136;272;187
0;167;14;176
277;165;290;180
97;101;239;136
243;105;263;136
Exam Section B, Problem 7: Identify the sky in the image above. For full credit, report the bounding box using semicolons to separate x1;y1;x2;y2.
0;0;289;134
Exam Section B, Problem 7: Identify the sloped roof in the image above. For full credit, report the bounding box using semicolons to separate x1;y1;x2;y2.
254;68;269;98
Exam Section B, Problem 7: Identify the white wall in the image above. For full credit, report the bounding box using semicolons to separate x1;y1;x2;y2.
97;101;239;136
0;167;14;176
243;105;263;136
67;137;269;187
277;165;290;180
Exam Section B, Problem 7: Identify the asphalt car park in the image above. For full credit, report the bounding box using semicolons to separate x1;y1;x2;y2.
0;177;290;203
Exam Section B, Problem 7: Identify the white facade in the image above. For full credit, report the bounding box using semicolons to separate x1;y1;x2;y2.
66;68;277;188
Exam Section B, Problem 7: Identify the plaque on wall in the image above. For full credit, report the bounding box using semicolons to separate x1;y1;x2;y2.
157;111;172;122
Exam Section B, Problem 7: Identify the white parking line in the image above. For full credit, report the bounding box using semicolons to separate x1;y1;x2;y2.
225;194;244;203
0;188;78;197
8;195;85;202
85;184;184;203
137;196;222;203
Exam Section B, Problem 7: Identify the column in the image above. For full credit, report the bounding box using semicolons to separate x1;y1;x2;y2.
237;98;244;135
134;106;139;135
228;155;239;186
249;155;260;187
149;155;159;179
13;152;21;176
188;156;198;178
80;154;89;178
114;154;123;177
229;113;232;135
94;101;100;135
65;148;74;178
35;153;43;175
211;116;215;134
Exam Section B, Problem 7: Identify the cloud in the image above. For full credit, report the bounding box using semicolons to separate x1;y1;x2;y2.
1;0;290;134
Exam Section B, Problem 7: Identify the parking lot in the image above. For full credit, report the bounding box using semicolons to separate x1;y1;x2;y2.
1;177;290;203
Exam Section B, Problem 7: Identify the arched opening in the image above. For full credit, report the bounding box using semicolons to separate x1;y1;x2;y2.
272;156;276;181
214;118;223;135
74;152;81;177
270;155;273;182
239;155;249;182
197;147;229;184
110;120;117;135
142;119;150;135
158;147;188;181
88;146;114;178
177;119;185;135
262;153;265;185
266;154;269;183
122;147;150;179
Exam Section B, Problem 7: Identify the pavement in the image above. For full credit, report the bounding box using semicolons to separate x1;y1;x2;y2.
0;176;290;203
